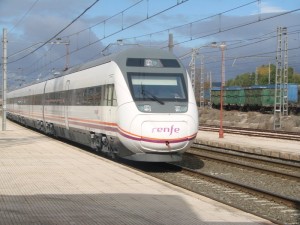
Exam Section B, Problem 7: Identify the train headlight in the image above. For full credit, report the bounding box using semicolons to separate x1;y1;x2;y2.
175;105;187;113
137;104;152;112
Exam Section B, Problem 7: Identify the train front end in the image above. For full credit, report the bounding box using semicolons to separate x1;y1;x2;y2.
114;47;198;162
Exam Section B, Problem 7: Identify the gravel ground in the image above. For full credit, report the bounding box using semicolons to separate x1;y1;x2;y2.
199;108;300;132
191;156;300;199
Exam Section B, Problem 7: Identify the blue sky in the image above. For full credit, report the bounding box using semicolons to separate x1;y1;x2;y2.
0;0;299;87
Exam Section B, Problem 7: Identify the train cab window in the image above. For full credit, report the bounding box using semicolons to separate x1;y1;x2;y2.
128;73;187;102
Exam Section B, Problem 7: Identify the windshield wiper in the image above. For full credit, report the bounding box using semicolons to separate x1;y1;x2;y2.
141;89;165;105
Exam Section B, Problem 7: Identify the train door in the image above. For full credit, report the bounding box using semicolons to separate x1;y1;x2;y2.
64;80;70;130
27;89;30;118
105;76;116;123
104;84;113;126
28;88;33;119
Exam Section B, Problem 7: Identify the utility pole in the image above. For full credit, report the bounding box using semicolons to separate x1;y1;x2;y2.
219;43;226;138
268;62;271;84
255;67;258;85
2;28;7;131
207;71;212;108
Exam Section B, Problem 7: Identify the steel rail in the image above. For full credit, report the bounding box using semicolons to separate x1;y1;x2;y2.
186;149;300;180
177;165;300;210
199;124;300;141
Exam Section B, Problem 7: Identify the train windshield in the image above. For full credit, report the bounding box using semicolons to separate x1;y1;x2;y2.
128;73;187;102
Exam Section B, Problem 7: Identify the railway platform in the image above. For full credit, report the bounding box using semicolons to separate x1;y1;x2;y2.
0;119;273;225
195;129;300;162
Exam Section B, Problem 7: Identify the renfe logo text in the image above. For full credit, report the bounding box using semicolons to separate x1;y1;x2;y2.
152;125;180;136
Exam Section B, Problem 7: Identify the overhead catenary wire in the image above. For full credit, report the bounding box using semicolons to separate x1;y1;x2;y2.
122;0;259;42
8;0;189;66
8;0;40;34
30;17;300;80
7;0;100;64
161;8;300;49
19;0;190;77
59;0;144;40
8;0;300;81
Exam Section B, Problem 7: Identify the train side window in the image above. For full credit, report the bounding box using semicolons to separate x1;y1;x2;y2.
112;88;117;106
84;87;95;105
95;86;102;106
105;85;112;106
101;86;106;106
75;89;84;105
69;89;76;105
103;84;117;106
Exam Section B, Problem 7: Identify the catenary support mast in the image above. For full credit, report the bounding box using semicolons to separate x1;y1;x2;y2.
274;27;288;130
2;28;7;131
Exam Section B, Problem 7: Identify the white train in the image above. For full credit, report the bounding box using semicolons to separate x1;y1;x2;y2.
7;47;198;162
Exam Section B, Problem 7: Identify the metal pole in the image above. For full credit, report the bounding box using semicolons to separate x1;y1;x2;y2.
209;71;212;108
268;62;271;84
255;67;258;85
199;55;204;108
65;42;70;70
219;43;226;138
168;33;174;53
2;28;7;131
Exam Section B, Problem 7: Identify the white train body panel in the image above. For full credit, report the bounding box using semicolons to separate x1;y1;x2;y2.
7;47;198;162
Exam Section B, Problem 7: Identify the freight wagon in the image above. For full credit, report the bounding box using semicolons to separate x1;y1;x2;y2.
210;84;299;114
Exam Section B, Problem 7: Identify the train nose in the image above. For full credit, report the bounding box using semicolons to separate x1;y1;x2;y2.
140;121;189;151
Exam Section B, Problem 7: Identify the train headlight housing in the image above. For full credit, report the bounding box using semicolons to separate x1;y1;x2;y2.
175;105;188;113
137;104;152;112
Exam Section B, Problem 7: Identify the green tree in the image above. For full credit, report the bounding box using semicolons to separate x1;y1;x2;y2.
227;65;300;86
227;72;255;87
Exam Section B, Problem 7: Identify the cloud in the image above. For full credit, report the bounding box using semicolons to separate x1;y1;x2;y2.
0;0;106;85
259;2;286;14
162;12;300;81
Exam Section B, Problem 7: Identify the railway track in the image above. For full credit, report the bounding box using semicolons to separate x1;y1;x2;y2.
174;166;299;225
199;124;300;141
188;145;300;179
176;147;300;224
120;146;300;225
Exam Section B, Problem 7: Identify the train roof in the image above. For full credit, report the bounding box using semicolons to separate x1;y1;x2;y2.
61;46;179;76
9;46;180;92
